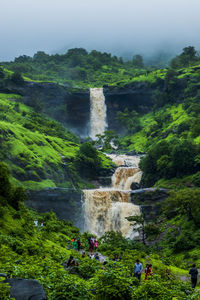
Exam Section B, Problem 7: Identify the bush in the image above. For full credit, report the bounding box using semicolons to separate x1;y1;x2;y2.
74;142;102;179
90;262;137;300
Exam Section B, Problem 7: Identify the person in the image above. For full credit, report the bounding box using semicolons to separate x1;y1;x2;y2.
77;237;81;251
134;259;143;281
88;237;94;254
101;261;107;270
189;264;198;288
94;239;98;250
95;253;100;261
113;254;118;262
145;264;152;280
72;239;78;251
67;255;75;267
166;269;171;280
144;264;149;275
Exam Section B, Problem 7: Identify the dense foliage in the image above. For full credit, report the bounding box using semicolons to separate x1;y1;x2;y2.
0;93;113;190
1;48;148;87
1;46;200;298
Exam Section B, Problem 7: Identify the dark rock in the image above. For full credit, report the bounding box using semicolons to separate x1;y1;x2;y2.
25;188;83;229
4;278;46;300
130;188;168;222
0;80;154;137
97;176;112;186
130;182;140;190
0;273;7;278
104;83;154;133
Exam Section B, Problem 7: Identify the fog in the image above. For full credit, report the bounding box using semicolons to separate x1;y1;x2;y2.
1;0;200;61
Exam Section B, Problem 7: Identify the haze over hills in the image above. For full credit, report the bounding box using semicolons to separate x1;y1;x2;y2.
1;0;200;61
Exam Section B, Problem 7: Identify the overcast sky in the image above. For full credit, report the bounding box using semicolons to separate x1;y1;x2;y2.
1;0;200;61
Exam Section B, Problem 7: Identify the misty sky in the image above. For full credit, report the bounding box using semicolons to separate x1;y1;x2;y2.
1;0;200;61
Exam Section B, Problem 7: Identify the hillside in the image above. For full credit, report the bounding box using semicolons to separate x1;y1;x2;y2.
1;47;200;299
0;93;113;191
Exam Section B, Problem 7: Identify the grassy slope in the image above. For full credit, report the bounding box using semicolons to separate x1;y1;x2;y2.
120;104;190;152
0;93;112;190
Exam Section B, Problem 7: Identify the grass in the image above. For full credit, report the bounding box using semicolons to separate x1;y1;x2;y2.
0;93;82;189
119;103;196;153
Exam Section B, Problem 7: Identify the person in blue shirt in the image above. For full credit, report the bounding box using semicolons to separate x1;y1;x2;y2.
189;264;198;288
134;259;143;281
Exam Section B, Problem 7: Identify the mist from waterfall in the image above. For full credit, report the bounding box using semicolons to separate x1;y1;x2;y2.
89;88;107;140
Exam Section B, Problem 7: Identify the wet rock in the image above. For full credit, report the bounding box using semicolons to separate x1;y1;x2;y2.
130;182;140;190
130;188;168;221
97;176;112;187
4;278;46;300
26;188;83;228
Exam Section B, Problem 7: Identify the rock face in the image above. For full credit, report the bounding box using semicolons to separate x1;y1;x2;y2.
0;81;90;137
104;82;154;133
1;80;154;137
4;278;46;300
25;188;83;229
130;188;168;221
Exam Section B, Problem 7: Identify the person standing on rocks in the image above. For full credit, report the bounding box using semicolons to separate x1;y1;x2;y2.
77;237;81;251
189;264;198;288
134;259;143;281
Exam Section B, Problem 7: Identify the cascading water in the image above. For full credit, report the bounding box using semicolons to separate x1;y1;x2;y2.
84;88;141;238
83;155;142;238
89;88;107;140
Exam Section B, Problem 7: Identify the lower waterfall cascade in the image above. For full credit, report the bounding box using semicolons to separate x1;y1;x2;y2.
83;154;142;238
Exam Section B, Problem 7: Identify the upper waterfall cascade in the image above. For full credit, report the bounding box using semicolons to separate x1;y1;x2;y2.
83;154;142;238
90;88;107;140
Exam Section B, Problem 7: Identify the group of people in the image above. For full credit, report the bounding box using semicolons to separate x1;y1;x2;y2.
72;237;82;251
71;237;98;253
88;237;98;254
134;259;199;288
134;259;148;281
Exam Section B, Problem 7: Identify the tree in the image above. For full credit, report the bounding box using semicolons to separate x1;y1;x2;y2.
126;215;146;244
117;108;141;134
171;139;197;177
33;51;50;63
95;130;119;151
170;46;198;68
10;72;25;85
163;189;200;227
132;55;144;68
0;67;5;79
0;162;25;209
74;142;102;179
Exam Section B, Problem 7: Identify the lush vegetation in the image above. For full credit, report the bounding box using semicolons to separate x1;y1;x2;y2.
0;168;199;299
0;93;113;190
1;46;200;298
0;49;149;88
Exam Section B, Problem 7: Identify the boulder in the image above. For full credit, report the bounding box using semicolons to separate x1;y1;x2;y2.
4;278;46;300
130;182;140;190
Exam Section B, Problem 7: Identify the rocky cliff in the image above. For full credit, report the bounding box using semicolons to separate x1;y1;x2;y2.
1;80;154;137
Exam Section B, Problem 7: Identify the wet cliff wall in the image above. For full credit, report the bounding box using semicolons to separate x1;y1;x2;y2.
104;82;154;132
26;188;83;228
1;81;154;136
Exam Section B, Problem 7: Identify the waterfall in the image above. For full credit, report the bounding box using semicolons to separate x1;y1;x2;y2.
90;88;107;140
83;155;142;238
112;167;141;189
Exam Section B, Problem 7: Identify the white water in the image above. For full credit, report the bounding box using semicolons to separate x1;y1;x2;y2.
106;154;141;167
83;154;142;238
90;88;107;140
